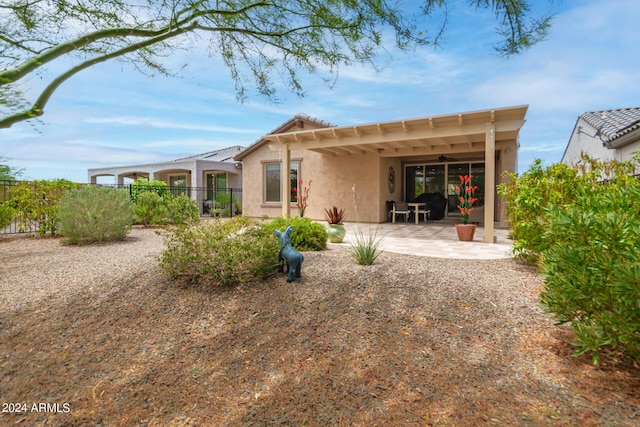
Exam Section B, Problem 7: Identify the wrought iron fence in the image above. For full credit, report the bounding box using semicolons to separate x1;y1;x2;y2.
0;180;242;235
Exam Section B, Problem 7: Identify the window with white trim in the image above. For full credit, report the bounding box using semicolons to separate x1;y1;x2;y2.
264;161;299;203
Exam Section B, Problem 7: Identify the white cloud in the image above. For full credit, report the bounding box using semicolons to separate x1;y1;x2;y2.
84;116;262;133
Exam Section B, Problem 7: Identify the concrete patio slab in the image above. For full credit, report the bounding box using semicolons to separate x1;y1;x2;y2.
332;220;514;260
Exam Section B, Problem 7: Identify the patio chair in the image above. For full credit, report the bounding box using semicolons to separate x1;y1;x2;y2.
417;206;432;223
392;201;410;223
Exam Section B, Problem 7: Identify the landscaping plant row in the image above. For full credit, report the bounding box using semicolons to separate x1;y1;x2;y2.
499;153;640;364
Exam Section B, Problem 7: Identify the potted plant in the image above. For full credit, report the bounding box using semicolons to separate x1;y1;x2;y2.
324;205;346;243
455;174;479;241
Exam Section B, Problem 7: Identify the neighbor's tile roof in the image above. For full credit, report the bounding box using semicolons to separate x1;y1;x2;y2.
173;145;245;162
580;107;640;144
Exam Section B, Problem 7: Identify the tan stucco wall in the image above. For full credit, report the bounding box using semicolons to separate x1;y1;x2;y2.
241;145;391;223
241;147;516;225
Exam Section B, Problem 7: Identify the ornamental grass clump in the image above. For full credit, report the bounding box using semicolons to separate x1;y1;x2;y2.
350;184;383;265
455;174;479;224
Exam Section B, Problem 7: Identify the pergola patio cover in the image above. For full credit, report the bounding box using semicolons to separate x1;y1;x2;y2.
264;105;528;243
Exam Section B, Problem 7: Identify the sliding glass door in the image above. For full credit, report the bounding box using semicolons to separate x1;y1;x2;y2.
405;165;445;201
406;162;485;217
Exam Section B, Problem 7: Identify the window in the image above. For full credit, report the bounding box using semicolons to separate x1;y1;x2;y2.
206;172;227;200
265;161;299;203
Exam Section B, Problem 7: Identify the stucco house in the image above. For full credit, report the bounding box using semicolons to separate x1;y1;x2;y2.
562;107;640;166
235;106;528;243
87;145;244;212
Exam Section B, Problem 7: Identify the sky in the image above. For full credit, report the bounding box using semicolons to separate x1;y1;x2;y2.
2;0;640;183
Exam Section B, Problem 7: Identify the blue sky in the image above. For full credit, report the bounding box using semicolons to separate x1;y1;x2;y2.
2;0;640;183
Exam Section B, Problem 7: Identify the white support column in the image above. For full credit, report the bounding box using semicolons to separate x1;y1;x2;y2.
281;145;290;218
484;123;496;243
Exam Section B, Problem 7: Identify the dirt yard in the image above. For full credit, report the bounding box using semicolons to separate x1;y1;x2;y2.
0;228;638;426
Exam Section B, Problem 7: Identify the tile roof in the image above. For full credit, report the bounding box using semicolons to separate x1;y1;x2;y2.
580;107;640;145
172;145;245;162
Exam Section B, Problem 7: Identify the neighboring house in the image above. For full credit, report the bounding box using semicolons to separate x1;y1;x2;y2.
562;107;640;166
235;106;528;243
87;145;244;212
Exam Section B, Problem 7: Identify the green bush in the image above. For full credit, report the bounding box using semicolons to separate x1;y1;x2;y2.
58;186;135;245
168;195;200;224
262;216;328;251
0;201;13;229
540;181;640;364
130;177;170;202
159;216;279;287
498;155;639;263
9;179;78;234
497;160;584;263
134;191;169;226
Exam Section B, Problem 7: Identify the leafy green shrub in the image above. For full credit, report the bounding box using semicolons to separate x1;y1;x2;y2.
9;179;78;234
134;191;169;226
130;177;170;202
58;186;135;245
498;155;639;263
262;216;327;251
168;195;200;224
159;216;279;287
215;191;231;214
0;201;13;229
540;180;640;364
497;160;584;263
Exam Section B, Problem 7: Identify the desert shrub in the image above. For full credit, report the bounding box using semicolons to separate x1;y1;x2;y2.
498;155;639;263
159;216;279;287
497;160;584;263
540;180;640;364
130;177;170;202
0;201;13;229
58;185;135;245
167;195;200;224
134;191;169;226
211;191;236;217
9;179;78;234
262;216;327;251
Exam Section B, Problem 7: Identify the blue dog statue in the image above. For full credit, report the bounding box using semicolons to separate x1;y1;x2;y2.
274;226;304;283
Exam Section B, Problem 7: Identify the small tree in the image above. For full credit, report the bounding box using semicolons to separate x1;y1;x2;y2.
0;155;23;180
0;1;553;129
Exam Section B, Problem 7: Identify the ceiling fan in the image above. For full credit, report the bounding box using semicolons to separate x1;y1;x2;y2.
428;154;457;163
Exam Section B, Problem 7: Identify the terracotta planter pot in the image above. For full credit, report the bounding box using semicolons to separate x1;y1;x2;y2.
455;223;477;241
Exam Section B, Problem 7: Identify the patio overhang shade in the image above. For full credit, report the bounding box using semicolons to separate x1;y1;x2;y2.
264;105;528;243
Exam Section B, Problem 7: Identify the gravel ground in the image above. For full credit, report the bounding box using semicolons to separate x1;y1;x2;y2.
1;227;638;426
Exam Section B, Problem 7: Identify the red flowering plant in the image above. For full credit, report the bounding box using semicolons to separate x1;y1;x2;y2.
293;178;312;217
455;174;479;224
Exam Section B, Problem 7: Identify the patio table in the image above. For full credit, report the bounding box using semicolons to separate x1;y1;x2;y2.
407;202;426;225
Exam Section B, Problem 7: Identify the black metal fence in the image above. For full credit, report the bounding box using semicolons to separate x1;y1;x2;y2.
0;180;241;235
